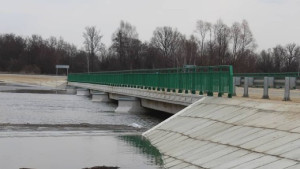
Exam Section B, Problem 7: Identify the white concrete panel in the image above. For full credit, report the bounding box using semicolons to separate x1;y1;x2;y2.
186;145;226;163
230;129;275;146
213;153;263;169
178;142;217;160
254;133;300;153
231;156;279;169
285;164;300;169
171;140;209;158
167;140;201;157
164;159;182;168
202;106;242;120
202;149;250;168
281;147;300;161
185;120;216;136
217;127;262;145
266;139;300;156
196;123;233;139
240;131;287;150
169;162;190;169
193;147;238;166
255;159;298;169
182;165;201;169
207;126;243;141
225;108;258;123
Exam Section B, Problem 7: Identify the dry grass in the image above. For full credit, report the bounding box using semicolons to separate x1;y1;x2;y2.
0;74;67;88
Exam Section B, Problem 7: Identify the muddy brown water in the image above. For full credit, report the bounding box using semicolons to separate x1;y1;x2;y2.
0;83;167;169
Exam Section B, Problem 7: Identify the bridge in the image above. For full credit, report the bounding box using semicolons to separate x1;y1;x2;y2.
67;65;233;114
67;66;300;169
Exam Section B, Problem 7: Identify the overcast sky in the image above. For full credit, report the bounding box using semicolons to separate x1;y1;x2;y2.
0;0;299;50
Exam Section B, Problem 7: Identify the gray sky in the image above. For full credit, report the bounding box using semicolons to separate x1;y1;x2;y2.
0;0;299;50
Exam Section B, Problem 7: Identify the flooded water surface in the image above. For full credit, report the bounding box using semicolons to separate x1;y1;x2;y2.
0;83;165;169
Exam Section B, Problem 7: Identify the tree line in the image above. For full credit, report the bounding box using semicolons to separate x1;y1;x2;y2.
0;19;299;74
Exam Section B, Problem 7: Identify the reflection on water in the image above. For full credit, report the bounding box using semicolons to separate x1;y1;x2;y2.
0;134;164;169
119;135;163;166
0;84;167;169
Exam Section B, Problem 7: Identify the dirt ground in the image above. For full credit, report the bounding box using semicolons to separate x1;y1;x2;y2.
0;74;67;88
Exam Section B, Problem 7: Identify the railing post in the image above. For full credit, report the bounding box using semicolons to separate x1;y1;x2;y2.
218;67;223;97
232;77;236;96
178;68;183;93
243;77;249;97
283;77;291;101
207;67;213;96
262;77;269;99
191;68;196;94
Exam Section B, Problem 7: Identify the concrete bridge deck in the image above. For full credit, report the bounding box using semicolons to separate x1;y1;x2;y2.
143;97;300;169
68;82;202;114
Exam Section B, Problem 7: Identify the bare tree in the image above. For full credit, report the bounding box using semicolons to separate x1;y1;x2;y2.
214;19;231;65
196;20;210;59
273;45;285;72
284;43;300;71
151;26;183;67
240;20;256;54
112;20;140;69
231;22;242;63
83;26;103;72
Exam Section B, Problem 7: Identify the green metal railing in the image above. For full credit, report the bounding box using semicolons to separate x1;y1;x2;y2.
68;65;234;98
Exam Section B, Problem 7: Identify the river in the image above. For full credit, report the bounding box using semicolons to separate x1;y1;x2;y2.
0;82;167;169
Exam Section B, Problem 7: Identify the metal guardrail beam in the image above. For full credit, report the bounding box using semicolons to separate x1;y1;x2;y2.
233;76;298;101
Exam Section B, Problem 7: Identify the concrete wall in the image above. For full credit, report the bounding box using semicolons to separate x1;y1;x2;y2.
143;97;300;169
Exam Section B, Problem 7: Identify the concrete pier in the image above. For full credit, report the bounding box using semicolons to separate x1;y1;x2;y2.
91;92;111;102
232;78;236;96
76;88;90;96
284;77;291;101
262;77;269;99
114;97;147;113
243;77;249;97
66;86;77;94
143;97;300;169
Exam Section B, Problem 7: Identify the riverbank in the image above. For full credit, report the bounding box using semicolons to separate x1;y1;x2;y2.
143;97;300;168
0;73;67;88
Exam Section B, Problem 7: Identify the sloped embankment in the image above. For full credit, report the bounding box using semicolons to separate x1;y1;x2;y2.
143;97;300;169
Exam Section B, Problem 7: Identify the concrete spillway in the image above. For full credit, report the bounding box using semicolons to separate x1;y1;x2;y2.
143;97;300;169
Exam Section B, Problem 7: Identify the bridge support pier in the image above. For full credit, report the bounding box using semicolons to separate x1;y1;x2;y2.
262;77;269;99
66;86;77;94
91;92;111;102
268;77;274;88
283;77;291;101
115;97;147;113
76;88;90;96
232;78;236;96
